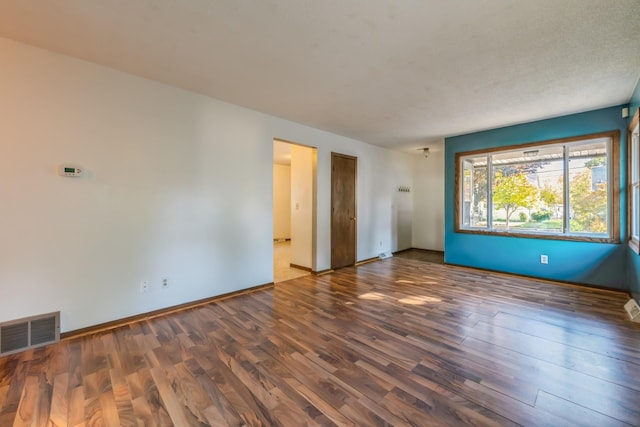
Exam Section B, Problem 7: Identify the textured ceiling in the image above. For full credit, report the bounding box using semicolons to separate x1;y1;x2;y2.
0;0;638;151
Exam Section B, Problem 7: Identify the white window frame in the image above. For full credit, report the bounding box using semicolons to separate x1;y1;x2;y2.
628;109;640;253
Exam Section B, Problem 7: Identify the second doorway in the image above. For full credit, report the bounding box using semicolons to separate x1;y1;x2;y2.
273;139;317;282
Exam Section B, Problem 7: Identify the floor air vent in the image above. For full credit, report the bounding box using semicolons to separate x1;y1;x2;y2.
624;299;640;323
0;312;60;356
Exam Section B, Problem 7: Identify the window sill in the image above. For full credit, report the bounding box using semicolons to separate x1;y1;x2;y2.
456;227;619;244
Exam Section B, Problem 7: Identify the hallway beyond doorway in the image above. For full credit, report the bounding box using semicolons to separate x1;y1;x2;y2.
274;240;310;283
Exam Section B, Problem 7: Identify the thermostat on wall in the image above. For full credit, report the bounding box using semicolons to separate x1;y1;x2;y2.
58;165;83;177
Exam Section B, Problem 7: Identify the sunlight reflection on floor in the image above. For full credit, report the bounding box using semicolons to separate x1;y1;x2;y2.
358;291;442;305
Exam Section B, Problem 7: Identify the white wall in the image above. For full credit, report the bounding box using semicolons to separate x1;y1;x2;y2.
357;146;415;256
394;188;413;251
412;142;445;251
273;164;291;240
0;37;415;332
290;145;315;269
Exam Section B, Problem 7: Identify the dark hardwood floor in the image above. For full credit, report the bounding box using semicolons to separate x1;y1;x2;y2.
393;249;444;264
1;258;639;426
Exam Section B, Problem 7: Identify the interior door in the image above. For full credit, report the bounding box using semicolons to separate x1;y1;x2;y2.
331;153;357;269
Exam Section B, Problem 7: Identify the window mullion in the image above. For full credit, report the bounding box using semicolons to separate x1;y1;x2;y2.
629;182;640;240
487;155;493;230
606;138;612;236
563;145;570;234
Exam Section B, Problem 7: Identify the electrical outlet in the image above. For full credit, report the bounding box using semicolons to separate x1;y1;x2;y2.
140;280;149;293
162;277;168;289
540;254;549;264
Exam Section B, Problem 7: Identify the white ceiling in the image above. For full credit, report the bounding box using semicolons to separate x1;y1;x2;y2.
0;1;638;152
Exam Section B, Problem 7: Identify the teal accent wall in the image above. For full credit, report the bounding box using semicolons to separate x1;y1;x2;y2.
628;77;640;299
445;106;628;290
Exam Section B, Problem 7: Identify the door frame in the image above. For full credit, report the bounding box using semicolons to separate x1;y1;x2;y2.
273;138;318;276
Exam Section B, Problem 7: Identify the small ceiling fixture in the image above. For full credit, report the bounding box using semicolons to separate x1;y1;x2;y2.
420;147;430;158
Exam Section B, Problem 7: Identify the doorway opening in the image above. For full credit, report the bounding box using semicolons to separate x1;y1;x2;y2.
273;139;317;283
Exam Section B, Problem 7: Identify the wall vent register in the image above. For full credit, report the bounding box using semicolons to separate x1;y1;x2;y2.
624;299;640;323
0;312;60;356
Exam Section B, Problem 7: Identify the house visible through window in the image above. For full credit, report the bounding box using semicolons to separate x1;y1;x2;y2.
456;131;619;243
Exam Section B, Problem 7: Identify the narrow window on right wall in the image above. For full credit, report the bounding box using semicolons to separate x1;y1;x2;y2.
628;109;640;253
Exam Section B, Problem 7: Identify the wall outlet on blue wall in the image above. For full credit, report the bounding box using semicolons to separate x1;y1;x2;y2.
540;255;548;264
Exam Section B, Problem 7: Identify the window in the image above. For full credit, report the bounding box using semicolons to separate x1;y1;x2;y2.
456;131;619;243
628;109;640;252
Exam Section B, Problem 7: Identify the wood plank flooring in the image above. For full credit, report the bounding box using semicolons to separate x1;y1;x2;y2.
393;249;444;264
1;258;639;426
